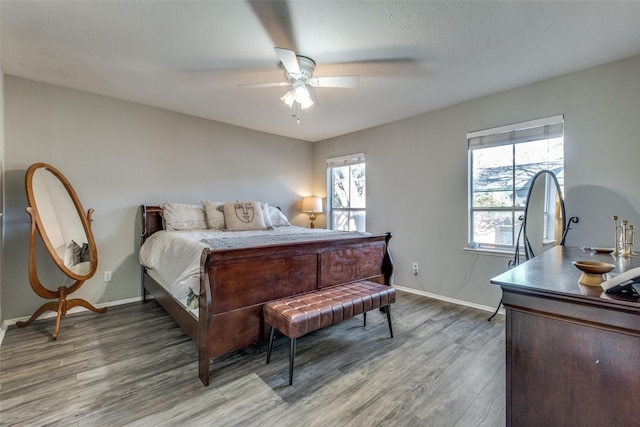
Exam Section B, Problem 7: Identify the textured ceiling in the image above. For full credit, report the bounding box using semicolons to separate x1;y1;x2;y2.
3;1;640;142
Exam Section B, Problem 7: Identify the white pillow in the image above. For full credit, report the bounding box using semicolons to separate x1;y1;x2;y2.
222;201;267;231
202;200;226;230
268;205;291;227
262;203;274;229
64;240;82;267
160;202;207;231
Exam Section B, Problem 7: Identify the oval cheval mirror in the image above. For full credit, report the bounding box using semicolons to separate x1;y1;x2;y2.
17;163;106;339
521;170;568;259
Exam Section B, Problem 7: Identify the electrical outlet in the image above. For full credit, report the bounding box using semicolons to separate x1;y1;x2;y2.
103;271;112;282
412;262;419;275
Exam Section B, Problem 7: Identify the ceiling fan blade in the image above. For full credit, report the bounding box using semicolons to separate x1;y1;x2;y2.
239;82;291;89
275;47;301;76
248;1;297;51
309;75;360;88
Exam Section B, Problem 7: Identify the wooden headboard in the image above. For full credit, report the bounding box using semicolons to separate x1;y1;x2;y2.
141;205;164;243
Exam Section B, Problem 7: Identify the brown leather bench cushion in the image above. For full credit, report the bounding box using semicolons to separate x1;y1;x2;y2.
263;281;396;339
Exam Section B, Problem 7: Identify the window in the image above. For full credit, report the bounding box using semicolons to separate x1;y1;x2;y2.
327;153;366;231
468;116;564;249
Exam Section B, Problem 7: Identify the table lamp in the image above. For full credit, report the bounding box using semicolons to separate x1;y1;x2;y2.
301;197;322;228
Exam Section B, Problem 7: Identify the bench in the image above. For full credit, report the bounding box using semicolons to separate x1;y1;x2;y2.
264;280;396;385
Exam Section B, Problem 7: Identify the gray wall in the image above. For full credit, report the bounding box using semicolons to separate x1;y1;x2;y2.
1;76;312;321
3;54;640;323
0;67;4;325
313;55;640;308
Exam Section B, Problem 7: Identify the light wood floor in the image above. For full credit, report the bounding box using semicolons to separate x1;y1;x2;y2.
0;291;506;426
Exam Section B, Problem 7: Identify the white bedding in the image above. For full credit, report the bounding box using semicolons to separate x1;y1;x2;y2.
139;226;365;302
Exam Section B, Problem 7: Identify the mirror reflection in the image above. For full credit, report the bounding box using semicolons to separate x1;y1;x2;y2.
32;167;92;275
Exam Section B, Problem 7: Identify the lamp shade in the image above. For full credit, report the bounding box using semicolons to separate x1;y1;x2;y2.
301;197;322;213
281;89;314;109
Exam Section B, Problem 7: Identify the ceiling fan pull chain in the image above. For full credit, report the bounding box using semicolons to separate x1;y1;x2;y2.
292;101;300;123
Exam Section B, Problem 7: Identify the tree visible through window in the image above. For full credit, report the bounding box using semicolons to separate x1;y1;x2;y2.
468;116;564;249
327;153;365;231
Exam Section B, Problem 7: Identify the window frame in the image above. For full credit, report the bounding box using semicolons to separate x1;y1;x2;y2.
326;153;366;232
467;116;564;251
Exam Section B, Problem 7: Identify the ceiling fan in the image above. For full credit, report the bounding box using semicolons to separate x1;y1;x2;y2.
240;47;360;122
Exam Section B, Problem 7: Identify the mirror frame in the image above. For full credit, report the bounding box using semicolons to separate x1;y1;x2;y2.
25;162;98;285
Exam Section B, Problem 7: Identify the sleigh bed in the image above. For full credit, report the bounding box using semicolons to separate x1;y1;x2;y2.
139;204;393;386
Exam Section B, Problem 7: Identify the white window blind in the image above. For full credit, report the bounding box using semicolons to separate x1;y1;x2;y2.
326;152;365;168
468;115;564;149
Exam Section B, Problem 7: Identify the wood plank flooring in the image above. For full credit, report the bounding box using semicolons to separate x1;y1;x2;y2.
0;291;505;426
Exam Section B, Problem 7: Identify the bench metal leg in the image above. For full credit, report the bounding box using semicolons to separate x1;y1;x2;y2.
364;307;393;335
266;326;296;386
289;337;296;386
266;326;275;364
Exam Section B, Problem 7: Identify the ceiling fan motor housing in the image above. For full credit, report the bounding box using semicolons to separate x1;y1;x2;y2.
283;55;316;82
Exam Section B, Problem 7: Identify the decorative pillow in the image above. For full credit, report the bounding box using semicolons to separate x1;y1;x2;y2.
222;201;267;231
64;240;82;267
160;202;207;231
80;242;90;262
202;200;226;230
186;288;199;310
268;205;291;227
262;203;274;229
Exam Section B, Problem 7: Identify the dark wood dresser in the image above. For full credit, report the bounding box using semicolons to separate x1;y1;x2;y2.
491;246;640;427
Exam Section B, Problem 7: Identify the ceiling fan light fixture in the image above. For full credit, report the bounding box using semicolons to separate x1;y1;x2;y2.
280;91;295;108
292;81;310;103
281;82;314;110
299;97;314;109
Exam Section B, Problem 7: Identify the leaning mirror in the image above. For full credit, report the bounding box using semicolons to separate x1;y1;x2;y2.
521;170;567;259
17;163;106;339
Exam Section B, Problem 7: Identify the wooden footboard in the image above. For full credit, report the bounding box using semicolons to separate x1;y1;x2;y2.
140;205;393;386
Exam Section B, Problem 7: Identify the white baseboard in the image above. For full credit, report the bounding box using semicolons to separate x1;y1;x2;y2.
0;296;145;347
393;285;504;317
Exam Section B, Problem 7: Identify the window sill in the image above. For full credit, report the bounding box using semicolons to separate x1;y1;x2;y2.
463;247;518;258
